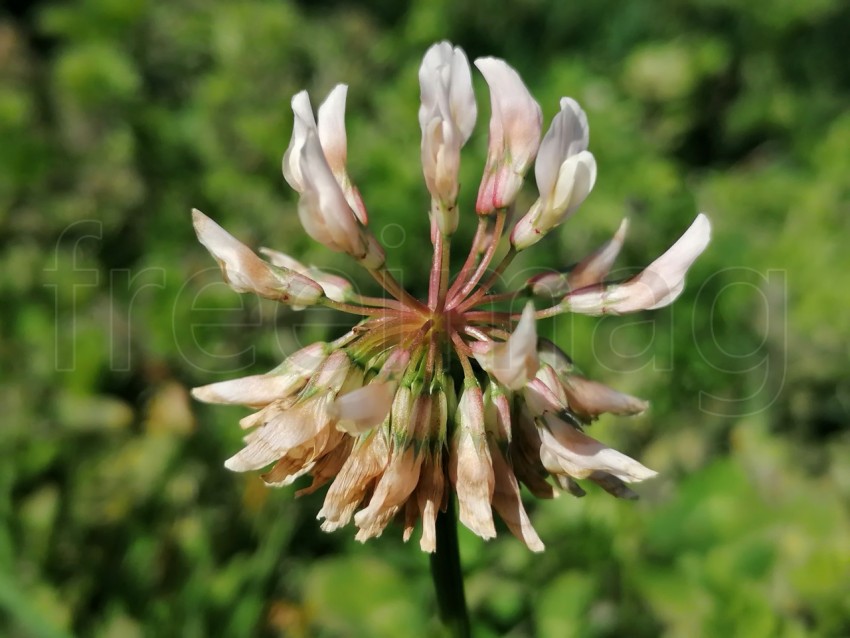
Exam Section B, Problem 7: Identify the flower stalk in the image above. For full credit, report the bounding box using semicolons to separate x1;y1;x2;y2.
430;494;471;638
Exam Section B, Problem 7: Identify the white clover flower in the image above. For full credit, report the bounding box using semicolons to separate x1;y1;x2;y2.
191;43;711;552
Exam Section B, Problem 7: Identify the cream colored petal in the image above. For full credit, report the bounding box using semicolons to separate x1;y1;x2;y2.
416;450;445;553
191;374;303;408
449;387;496;539
282;90;316;192
535;96;589;197
333;381;396;435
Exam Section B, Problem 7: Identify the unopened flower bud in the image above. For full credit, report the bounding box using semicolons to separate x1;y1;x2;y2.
419;41;477;225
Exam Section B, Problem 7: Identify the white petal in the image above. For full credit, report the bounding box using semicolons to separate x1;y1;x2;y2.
333;381;396;435
317;84;348;176
535;97;589;197
474;57;542;173
474;57;542;213
282;91;316;192
473;302;539;390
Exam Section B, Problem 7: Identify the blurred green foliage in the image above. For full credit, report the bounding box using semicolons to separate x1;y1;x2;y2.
2;0;849;635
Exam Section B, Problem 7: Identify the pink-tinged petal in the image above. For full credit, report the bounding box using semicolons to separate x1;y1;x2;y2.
192;209;323;306
568;218;629;290
562;375;648;421
539;415;657;483
449;386;496;539
522;368;568;417
564;214;711;315
474;57;542;214
473;303;539;390
484;384;513;441
297;130;384;266
317;84;368;224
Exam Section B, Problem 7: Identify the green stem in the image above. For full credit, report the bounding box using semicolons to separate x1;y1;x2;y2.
430;492;471;638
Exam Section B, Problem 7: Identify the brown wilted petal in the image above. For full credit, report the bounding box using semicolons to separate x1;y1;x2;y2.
318;431;389;531
490;440;544;551
562;375;648;421
295;437;355;497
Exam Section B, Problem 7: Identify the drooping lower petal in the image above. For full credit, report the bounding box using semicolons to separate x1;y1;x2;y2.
449;385;496;539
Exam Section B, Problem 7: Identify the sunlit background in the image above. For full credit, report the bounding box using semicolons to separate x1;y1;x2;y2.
3;0;849;636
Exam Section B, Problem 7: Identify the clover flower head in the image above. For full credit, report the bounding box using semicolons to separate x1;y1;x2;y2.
191;42;711;552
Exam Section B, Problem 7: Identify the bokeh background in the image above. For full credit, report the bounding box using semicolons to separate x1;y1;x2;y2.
2;0;849;636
